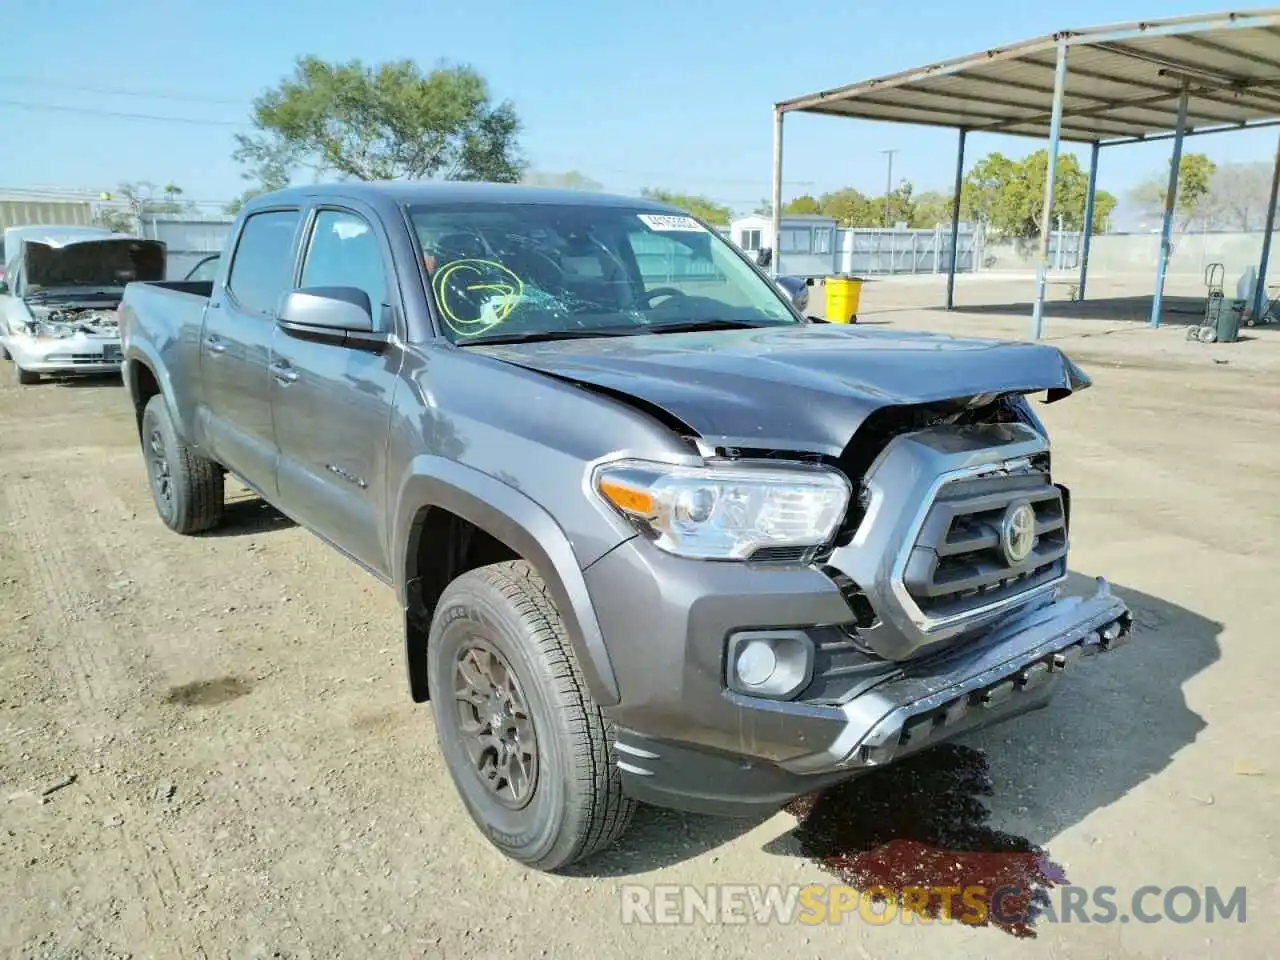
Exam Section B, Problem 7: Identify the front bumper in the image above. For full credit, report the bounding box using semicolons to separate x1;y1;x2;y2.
3;334;123;375
590;532;1130;814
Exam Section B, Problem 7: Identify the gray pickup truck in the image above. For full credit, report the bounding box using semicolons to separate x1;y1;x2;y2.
118;182;1132;872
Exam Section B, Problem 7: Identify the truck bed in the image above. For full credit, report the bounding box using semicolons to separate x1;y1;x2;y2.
118;280;213;376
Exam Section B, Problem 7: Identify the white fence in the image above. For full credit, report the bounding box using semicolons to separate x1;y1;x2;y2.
137;214;234;280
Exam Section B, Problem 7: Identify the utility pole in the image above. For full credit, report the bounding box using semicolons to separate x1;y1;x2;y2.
881;149;898;226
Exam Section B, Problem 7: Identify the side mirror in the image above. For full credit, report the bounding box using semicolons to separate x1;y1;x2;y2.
277;286;387;352
773;275;808;312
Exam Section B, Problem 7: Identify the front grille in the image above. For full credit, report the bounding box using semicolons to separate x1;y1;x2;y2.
902;470;1068;621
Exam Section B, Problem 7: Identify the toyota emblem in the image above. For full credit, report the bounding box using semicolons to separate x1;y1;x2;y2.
1001;501;1037;565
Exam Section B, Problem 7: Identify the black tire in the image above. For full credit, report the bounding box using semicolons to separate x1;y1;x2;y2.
427;560;634;871
15;365;38;385
140;394;224;534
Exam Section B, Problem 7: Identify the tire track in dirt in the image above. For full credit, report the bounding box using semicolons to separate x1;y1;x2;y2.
64;453;345;957
3;476;134;714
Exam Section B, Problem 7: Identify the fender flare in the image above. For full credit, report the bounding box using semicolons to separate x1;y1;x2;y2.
391;456;621;707
123;347;193;441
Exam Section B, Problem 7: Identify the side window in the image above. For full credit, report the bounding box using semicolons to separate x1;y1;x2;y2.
226;209;302;315
185;255;220;283
300;210;387;326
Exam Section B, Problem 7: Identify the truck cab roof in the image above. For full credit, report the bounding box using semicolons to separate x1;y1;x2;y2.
245;181;689;215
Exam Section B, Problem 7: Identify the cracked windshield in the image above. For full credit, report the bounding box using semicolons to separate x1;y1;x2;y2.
410;205;798;342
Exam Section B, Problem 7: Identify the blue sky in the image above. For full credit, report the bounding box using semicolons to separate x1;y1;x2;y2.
4;0;1278;218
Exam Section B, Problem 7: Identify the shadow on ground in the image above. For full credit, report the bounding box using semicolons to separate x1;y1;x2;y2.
37;373;125;389
936;293;1276;330
200;492;296;537
576;573;1218;899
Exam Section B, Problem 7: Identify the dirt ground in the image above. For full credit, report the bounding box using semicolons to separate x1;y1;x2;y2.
3;280;1279;958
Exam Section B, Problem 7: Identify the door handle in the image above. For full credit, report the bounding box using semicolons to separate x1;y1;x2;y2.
270;360;298;385
205;335;226;355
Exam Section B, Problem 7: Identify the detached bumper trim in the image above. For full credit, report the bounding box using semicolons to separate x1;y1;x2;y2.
781;576;1131;774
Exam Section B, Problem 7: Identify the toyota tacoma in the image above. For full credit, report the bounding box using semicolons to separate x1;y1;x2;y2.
117;182;1132;871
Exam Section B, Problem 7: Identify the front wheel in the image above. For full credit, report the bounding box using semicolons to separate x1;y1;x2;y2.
427;560;634;871
15;365;38;385
140;394;225;534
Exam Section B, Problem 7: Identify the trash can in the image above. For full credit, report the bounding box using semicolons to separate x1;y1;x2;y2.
1216;298;1245;343
824;275;864;324
1198;298;1244;343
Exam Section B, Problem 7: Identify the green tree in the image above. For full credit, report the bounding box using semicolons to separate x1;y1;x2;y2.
909;190;954;227
963;151;1115;237
817;187;876;227
639;188;732;226
96;181;195;230
234;56;525;184
225;146;293;215
93;207;134;232
871;180;918;227
783;194;822;215
1127;152;1217;229
522;170;603;191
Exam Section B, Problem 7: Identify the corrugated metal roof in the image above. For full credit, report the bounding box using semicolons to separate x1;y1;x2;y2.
777;9;1280;144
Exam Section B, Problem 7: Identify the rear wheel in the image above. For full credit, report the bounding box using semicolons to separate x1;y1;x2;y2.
141;394;224;534
427;560;634;871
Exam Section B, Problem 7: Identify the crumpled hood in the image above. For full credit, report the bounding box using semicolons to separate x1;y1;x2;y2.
25;238;166;291
475;324;1090;456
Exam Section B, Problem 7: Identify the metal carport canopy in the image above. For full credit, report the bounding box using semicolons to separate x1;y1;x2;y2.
770;9;1280;337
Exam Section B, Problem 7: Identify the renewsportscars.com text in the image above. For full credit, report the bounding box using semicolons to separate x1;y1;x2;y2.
620;883;1247;927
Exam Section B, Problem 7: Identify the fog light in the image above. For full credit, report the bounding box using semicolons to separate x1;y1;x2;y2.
726;630;814;700
735;641;777;687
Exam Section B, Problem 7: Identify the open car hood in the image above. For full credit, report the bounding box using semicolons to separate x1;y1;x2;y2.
25;237;166;291
475;324;1091;456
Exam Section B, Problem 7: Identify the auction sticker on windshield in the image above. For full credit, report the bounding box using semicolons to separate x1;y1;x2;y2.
637;214;706;232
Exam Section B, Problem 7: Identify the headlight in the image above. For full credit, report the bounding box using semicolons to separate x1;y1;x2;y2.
593;458;851;560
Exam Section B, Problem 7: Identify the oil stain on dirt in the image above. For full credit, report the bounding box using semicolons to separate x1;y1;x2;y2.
786;743;1065;938
163;676;253;707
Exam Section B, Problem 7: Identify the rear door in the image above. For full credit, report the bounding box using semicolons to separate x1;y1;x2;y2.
199;208;303;495
270;202;402;576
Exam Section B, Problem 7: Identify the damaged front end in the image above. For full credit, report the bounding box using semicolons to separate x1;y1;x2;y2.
1;233;159;376
599;386;1134;809
5;304;124;373
21;304;120;340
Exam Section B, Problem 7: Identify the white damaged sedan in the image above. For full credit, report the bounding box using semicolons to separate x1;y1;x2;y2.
0;226;165;385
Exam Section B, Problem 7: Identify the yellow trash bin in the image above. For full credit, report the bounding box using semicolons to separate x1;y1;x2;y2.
824;276;864;324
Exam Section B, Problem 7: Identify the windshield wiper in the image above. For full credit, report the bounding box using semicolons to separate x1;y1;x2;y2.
640;318;774;335
457;326;643;346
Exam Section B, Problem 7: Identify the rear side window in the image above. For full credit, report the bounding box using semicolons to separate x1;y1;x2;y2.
226;210;301;315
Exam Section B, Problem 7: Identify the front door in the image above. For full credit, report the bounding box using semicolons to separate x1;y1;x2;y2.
270;205;400;576
200;208;303;496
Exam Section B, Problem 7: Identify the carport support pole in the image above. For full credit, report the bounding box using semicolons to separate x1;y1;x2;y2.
945;128;967;310
1249;132;1280;322
1150;82;1189;329
1077;141;1100;301
770;106;784;279
1030;41;1069;340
